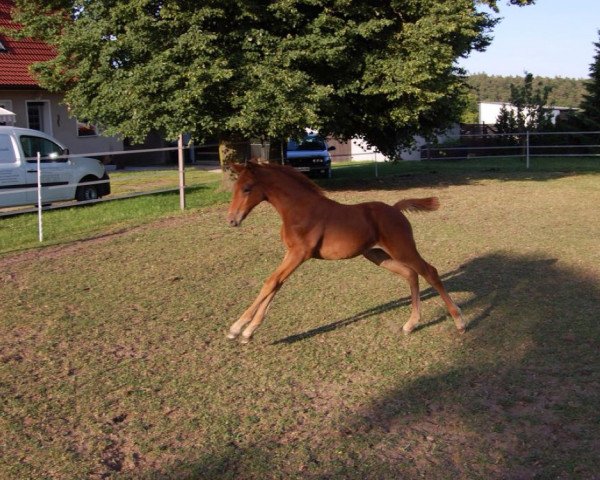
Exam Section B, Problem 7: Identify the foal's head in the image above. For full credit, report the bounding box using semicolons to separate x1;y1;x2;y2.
227;162;267;227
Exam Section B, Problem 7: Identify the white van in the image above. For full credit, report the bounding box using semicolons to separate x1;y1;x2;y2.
0;126;110;208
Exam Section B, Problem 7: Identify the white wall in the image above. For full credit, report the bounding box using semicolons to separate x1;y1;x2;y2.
479;102;506;125
350;138;389;162
350;124;460;162
0;89;123;157
478;101;568;126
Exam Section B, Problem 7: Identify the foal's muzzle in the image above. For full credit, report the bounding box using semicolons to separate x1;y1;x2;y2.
227;211;243;227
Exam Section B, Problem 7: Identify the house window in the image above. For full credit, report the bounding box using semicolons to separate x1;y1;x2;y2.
26;100;52;134
77;119;98;137
27;102;45;131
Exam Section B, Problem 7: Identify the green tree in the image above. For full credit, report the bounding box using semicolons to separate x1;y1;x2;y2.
466;73;586;108
9;0;534;164
460;89;480;124
496;73;553;133
579;30;600;130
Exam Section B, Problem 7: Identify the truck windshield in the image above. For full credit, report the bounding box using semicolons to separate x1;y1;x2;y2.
287;137;326;151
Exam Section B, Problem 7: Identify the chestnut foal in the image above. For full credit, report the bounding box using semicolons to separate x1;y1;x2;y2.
226;162;465;343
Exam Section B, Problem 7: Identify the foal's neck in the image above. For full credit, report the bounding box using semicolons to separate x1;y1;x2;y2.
261;169;327;221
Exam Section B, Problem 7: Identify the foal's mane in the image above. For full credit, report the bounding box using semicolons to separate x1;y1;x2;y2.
252;163;326;197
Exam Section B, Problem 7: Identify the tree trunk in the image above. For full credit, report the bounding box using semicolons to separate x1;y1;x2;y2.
218;134;250;190
267;138;286;165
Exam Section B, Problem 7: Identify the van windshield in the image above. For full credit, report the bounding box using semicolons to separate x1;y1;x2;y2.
19;135;65;161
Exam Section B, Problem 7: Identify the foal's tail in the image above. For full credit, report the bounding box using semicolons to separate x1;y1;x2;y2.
394;197;440;213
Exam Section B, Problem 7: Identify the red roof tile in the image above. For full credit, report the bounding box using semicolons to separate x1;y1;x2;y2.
0;0;57;87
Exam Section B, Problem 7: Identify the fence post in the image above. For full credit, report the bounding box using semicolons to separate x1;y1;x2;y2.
37;151;43;242
178;134;186;211
526;130;530;169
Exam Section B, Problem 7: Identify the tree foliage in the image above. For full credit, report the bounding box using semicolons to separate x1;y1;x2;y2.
461;74;587;124
579;30;600;130
466;74;586;107
10;0;533;157
495;73;553;133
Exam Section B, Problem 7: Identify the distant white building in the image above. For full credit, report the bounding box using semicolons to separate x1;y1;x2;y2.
349;124;461;162
478;101;577;126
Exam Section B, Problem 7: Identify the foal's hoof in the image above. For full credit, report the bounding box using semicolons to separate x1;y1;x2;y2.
226;331;239;340
457;326;467;335
402;322;418;335
240;335;252;345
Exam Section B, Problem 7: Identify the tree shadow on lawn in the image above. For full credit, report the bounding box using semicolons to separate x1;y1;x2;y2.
345;253;599;479
148;252;600;479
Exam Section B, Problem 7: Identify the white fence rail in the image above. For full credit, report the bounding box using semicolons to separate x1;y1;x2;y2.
2;131;599;242
0;141;193;241
420;130;600;168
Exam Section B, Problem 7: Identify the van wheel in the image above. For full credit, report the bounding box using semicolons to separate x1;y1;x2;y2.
76;183;99;201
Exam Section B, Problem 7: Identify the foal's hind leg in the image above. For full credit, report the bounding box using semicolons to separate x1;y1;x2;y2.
363;249;421;334
410;258;466;333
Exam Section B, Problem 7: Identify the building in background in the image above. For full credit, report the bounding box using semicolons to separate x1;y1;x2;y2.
0;0;123;159
340;125;461;162
478;101;577;127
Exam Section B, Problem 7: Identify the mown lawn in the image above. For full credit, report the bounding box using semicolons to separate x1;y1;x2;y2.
0;167;226;255
108;167;222;197
1;160;599;479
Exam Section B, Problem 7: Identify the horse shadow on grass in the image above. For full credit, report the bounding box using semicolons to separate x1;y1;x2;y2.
148;252;600;479
272;288;440;345
272;262;472;345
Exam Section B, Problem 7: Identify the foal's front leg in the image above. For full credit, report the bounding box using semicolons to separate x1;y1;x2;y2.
227;250;305;343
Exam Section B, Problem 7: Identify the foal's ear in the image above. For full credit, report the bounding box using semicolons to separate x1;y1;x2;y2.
230;163;246;174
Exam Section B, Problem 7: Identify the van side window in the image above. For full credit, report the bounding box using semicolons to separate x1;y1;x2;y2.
19;135;65;161
0;134;16;164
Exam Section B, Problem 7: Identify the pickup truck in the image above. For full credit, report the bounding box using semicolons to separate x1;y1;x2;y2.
0;126;110;208
286;133;334;178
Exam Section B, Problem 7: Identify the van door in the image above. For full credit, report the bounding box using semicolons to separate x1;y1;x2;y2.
20;134;72;203
0;133;28;207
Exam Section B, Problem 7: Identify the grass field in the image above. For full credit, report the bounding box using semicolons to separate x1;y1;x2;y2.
0;167;225;255
108;168;222;197
1;159;599;479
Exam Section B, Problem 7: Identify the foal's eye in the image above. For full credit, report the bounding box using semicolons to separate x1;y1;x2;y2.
242;185;252;194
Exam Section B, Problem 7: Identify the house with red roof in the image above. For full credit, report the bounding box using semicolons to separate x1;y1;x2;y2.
0;0;123;156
